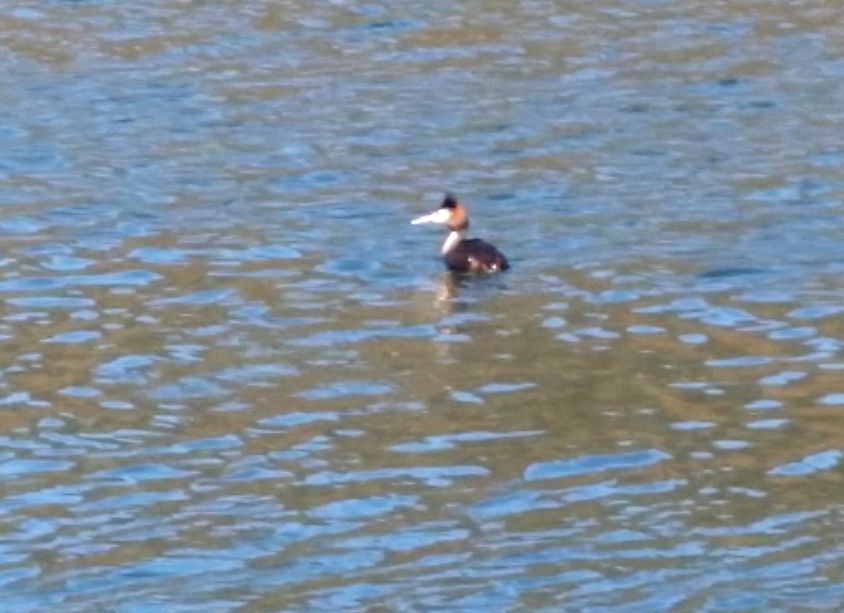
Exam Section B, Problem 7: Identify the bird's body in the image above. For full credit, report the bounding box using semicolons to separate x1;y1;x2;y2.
444;238;509;273
411;194;509;274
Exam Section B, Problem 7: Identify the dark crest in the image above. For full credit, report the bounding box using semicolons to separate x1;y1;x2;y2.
441;194;458;209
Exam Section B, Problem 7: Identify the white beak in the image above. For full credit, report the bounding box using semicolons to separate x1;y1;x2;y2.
411;208;451;225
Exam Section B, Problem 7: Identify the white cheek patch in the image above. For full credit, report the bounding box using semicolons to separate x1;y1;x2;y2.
432;208;452;224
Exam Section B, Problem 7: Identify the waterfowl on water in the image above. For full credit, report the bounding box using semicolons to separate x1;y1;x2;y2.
411;194;509;273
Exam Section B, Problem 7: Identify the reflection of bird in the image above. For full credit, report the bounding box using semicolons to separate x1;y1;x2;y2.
411;194;509;273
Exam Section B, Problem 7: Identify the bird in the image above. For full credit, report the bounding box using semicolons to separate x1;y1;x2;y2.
411;194;509;273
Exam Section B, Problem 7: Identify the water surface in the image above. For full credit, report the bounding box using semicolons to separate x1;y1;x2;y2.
2;1;844;611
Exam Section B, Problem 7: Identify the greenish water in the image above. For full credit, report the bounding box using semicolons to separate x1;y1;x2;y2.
1;1;844;611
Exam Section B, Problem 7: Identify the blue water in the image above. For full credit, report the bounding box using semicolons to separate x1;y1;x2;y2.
1;1;844;611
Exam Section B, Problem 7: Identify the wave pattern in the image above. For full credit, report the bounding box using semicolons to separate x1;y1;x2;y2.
1;0;844;611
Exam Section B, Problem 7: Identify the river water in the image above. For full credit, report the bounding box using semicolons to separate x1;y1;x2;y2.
2;1;844;611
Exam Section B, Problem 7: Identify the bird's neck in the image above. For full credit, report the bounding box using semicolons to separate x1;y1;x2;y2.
442;230;465;255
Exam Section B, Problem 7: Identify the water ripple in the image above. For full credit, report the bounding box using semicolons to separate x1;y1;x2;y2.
0;270;160;292
304;465;489;487
770;451;843;477
390;430;543;453
524;449;671;481
295;380;394;400
309;494;419;520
